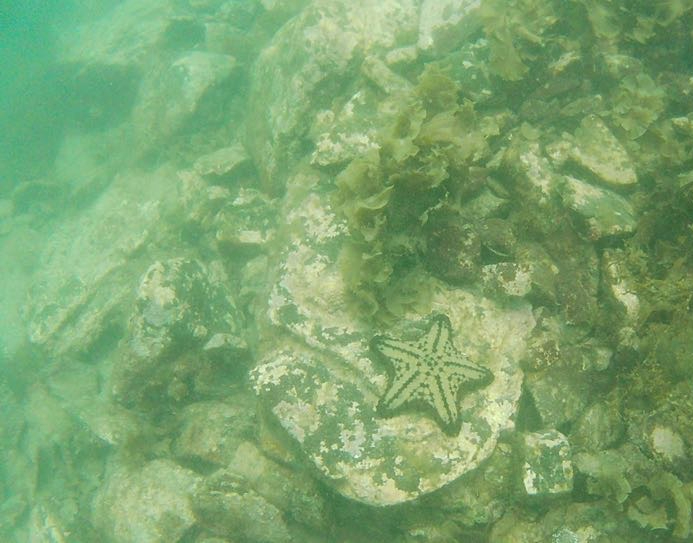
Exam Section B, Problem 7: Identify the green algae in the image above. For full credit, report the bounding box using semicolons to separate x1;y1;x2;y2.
4;0;693;540
610;73;666;139
333;69;505;322
478;0;559;81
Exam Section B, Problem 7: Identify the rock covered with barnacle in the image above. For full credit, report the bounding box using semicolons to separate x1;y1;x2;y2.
251;183;535;505
244;0;538;507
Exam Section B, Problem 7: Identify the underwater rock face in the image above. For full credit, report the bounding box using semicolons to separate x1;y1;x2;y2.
61;0;177;66
601;249;640;326
525;369;593;429
504;140;562;207
93;459;200;543
548;115;637;187
26;170;172;358
60;0;241;161
481;262;534;298
245;2;538;506
193;142;251;179
178;169;277;256
193;469;293;543
133;51;237;142
521;430;573;495
112;257;247;407
560;175;636;240
418;0;481;54
571;400;625;453
173;398;256;467
228;442;329;532
247;0;419;192
251;188;535;505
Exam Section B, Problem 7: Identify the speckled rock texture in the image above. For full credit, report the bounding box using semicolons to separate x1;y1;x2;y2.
251;186;535;505
8;0;693;541
26;169;174;358
247;0;420;193
112;257;247;407
521;430;574;495
93;459;200;543
241;0;543;507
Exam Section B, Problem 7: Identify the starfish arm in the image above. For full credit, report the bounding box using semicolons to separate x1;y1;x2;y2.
420;314;452;353
381;367;422;410
427;373;459;428
372;337;424;372
444;356;493;383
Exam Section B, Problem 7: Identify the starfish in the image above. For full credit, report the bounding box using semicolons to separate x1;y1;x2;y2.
371;313;493;436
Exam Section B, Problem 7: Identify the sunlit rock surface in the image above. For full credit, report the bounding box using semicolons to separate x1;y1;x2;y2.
93;459;200;543
247;0;419;192
112;257;247;407
521;430;574;495
251;187;535;505
418;0;481;54
26;169;173;358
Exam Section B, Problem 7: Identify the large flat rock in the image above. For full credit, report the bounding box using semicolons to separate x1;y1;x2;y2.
251;188;535;505
26;168;175;358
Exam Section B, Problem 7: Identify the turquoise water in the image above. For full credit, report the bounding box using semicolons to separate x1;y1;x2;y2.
1;1;693;542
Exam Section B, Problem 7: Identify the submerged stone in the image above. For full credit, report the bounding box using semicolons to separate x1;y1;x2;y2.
229;442;329;532
560;175;636;240
601;249;640;325
134;51;237;142
248;0;419;192
193;142;252;179
193;469;292;543
574;448;635;504
112;257;247;407
503;140;562;207
524;369;592;429
251;187;535;505
26;169;172;358
492;501;645;542
548;115;637;187
418;0;482;54
173;398;256;467
214;188;276;250
521;430;574;495
481;262;534;298
571;400;625;453
93;459;200;543
435;441;515;526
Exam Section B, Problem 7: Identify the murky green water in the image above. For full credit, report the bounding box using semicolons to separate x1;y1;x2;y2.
1;1;693;541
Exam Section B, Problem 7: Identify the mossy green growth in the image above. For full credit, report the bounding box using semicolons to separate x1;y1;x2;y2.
576;0;693;43
610;73;666;139
335;149;392;244
414;63;460;114
333;65;505;322
478;0;558;81
580;0;621;40
627;0;693;41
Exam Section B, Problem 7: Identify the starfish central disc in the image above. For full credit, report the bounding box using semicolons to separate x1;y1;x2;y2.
371;313;493;435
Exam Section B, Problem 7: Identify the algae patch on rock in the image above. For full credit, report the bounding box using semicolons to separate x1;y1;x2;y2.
251;188;535;506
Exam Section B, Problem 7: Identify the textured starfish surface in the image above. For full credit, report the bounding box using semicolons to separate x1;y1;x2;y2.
371;313;493;435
